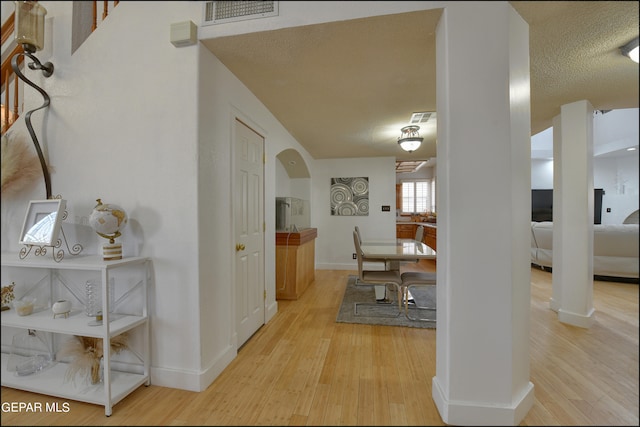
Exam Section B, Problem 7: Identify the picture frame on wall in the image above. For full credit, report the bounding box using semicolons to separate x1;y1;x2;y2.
330;177;369;216
19;199;67;247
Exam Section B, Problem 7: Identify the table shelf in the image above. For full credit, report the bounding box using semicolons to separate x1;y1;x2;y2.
1;252;151;416
1;354;148;407
1;308;146;338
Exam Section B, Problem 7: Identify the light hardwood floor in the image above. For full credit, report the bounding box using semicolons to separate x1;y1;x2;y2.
1;261;638;426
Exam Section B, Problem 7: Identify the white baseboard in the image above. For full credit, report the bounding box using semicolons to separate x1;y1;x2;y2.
558;307;595;328
315;262;386;271
432;376;535;425
266;299;278;322
315;262;355;270
150;343;237;392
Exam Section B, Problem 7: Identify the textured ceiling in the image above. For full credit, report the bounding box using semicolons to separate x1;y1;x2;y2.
202;2;639;163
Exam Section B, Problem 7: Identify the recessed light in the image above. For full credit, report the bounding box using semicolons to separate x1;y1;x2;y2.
627;147;637;151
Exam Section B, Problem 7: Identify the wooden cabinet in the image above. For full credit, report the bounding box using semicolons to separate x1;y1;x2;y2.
423;225;437;250
276;228;317;300
1;253;150;416
396;184;402;210
396;223;417;239
396;223;436;251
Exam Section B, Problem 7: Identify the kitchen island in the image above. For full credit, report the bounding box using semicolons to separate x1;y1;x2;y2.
275;228;317;300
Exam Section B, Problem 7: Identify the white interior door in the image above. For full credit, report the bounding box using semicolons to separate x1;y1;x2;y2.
234;118;265;347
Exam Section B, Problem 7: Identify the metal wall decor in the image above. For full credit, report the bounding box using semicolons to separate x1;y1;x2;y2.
12;1;55;199
330;177;369;216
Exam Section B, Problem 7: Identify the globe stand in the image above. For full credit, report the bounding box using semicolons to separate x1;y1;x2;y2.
97;231;123;261
101;240;123;261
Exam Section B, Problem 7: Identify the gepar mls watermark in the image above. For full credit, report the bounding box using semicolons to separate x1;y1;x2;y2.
2;401;71;413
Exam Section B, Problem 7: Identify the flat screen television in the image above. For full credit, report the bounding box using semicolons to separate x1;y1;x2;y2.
531;189;603;224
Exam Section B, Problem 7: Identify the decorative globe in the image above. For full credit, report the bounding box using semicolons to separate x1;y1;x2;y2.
89;199;128;244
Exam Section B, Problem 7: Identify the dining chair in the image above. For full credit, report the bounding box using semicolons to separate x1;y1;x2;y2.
400;271;437;322
399;225;425;266
352;231;403;317
354;226;394;272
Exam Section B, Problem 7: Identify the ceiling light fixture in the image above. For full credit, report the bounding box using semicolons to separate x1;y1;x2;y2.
398;125;423;152
620;37;639;63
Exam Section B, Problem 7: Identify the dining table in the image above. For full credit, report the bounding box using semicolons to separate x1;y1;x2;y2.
360;238;436;262
359;238;436;301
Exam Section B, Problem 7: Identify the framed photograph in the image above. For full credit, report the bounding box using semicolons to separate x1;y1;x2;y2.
19;199;67;247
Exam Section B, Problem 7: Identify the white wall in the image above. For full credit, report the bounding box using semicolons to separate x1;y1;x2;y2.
593;108;639;156
0;1;317;392
195;26;317;390
275;160;311;201
594;155;639;223
593;110;639;223
2;1;205;388
313;157;397;270
531;159;554;189
275;160;293;197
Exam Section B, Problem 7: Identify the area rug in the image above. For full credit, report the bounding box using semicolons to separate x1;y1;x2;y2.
336;275;436;329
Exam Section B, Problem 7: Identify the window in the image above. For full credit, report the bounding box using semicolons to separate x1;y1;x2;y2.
401;179;436;213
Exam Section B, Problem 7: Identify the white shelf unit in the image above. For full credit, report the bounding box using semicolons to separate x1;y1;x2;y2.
1;252;150;416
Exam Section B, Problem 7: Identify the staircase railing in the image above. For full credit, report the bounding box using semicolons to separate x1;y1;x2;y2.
1;12;23;134
1;1;119;135
93;0;120;32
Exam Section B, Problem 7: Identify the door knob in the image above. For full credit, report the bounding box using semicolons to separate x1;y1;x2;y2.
236;243;245;251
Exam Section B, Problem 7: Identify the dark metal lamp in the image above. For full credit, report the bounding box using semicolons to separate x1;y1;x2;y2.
11;0;54;199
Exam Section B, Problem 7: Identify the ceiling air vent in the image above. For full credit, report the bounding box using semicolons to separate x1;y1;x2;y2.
203;1;279;26
410;112;434;124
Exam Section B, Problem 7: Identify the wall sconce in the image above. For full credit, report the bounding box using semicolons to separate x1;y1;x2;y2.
620;37;639;64
11;0;55;199
398;125;424;152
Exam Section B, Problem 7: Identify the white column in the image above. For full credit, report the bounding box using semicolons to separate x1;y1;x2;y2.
433;2;534;425
549;114;562;312
553;100;595;328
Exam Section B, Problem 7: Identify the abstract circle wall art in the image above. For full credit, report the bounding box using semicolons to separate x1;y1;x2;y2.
330;177;369;216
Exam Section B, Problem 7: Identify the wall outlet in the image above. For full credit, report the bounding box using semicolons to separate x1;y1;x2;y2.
352;253;357;259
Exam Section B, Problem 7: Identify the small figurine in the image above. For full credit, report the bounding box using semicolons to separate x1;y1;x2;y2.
1;282;16;311
52;299;72;318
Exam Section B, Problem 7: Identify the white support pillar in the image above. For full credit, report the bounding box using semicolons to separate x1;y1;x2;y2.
553;100;595;328
549;114;562;312
433;2;534;425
